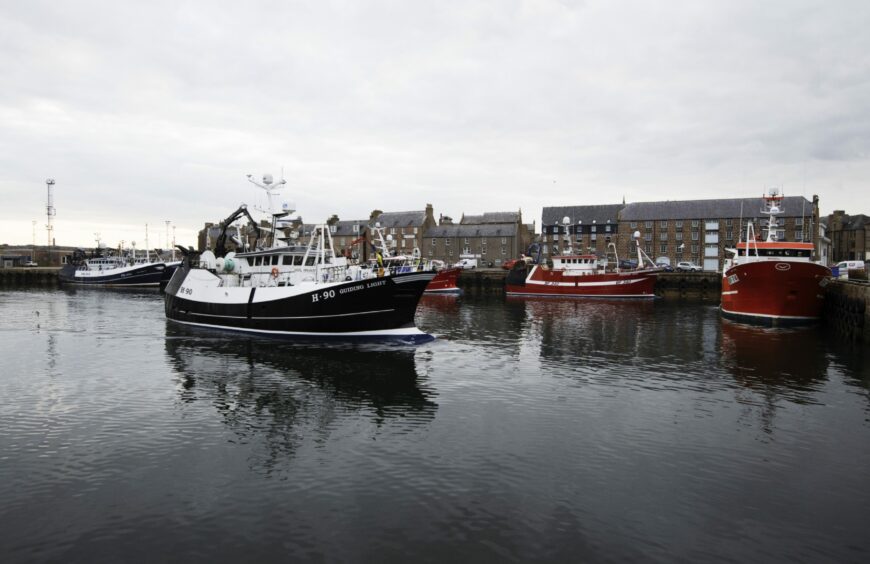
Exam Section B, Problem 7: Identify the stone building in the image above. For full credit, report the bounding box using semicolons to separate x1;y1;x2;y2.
541;204;623;258
826;211;870;262
422;210;534;266
370;205;438;256
542;195;821;272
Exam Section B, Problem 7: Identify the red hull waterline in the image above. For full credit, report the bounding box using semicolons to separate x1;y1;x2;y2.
506;268;658;298
425;267;462;293
721;261;830;325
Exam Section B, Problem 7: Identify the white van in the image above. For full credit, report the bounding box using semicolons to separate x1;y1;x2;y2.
453;257;478;269
835;260;866;279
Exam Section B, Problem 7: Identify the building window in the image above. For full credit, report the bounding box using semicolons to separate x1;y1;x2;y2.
644;233;652;241
725;219;732;227
502;247;507;255
659;220;667;228
390;228;396;234
726;231;733;240
645;244;652;254
777;230;785;240
659;233;668;241
630;221;637;229
413;227;418;234
795;218;804;226
445;239;451;246
692;232;699;241
691;244;699;253
448;249;453;257
692;220;699;228
330;225;337;233
591;225;597;233
675;220;683;229
645;221;653;229
591;234;597;241
501;237;507;244
464;237;469;244
431;239;436;246
795;230;803;240
675;232;683;241
353;225;359;233
428;249;433;257
660;244;668;254
605;225;611;232
481;247;487;255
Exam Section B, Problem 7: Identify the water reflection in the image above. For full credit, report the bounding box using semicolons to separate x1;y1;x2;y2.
164;324;437;471
720;320;832;436
509;297;661;366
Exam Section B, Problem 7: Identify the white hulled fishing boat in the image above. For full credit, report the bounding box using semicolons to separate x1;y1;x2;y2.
164;174;436;340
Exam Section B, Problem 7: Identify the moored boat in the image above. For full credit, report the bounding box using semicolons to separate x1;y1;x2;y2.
720;190;831;325
505;230;660;298
164;174;436;340
59;250;170;287
425;266;462;293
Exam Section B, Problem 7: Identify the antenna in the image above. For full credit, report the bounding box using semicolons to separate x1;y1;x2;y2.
45;178;56;247
247;172;290;216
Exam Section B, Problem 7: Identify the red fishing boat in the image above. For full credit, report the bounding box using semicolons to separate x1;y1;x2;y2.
425;264;462;294
720;190;831;325
505;232;660;298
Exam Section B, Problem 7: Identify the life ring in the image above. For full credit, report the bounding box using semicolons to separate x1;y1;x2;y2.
271;267;279;278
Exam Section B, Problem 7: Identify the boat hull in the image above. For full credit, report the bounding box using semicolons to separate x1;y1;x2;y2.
425;267;462;294
164;263;435;339
720;261;830;325
59;263;167;286
505;265;658;298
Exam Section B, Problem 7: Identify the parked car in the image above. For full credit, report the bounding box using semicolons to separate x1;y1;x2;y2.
24;261;38;267
676;261;702;272
618;259;638;270
656;262;674;272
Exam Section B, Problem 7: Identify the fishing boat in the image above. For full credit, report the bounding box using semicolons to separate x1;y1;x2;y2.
720;190;831;325
368;225;462;294
505;230;660;298
59;249;170;287
164;174;436;340
425;264;462;294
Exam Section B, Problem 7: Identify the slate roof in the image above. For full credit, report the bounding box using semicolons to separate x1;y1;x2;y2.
620;196;813;221
461;211;520;224
330;219;368;237
837;214;870;230
541;204;623;226
373;210;427;228
424;223;518;238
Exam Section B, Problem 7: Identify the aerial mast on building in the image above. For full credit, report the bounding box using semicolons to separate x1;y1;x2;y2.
45;178;56;246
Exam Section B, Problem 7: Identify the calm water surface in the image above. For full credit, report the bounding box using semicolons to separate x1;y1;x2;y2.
1;288;869;563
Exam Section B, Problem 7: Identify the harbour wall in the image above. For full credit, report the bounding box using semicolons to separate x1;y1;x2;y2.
0;267;61;287
823;280;870;344
458;269;721;301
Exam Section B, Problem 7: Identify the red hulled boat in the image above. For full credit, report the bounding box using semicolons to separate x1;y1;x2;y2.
505;232;660;298
720;190;831;325
424;265;462;294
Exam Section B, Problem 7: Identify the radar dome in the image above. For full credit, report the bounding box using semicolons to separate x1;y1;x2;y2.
263;173;273;185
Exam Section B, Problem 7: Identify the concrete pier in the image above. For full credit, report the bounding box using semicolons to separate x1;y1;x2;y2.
0;267;61;287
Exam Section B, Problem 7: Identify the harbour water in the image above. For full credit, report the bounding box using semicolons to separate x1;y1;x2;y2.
1;288;869;563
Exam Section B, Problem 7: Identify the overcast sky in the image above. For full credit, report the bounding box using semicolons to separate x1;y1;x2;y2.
2;0;869;248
